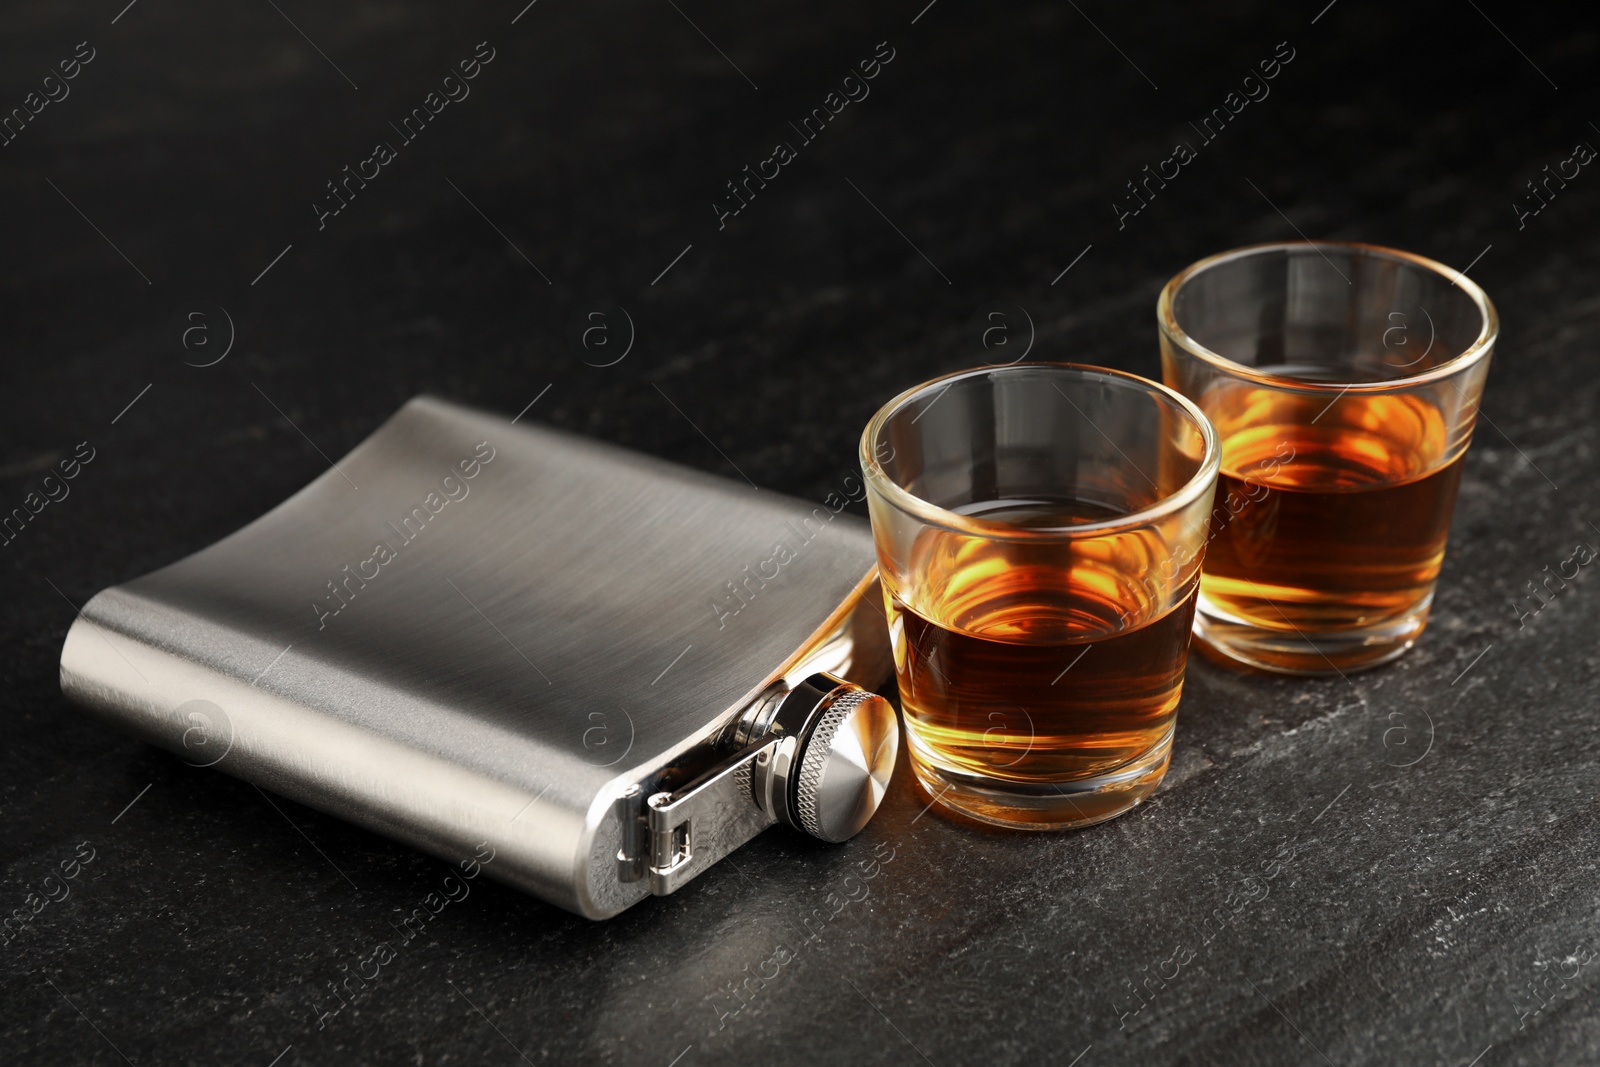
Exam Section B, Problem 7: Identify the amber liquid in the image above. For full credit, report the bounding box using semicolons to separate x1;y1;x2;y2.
888;500;1198;794
1201;388;1464;634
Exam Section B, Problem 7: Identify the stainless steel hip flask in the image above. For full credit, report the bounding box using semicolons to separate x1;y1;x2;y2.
60;396;897;918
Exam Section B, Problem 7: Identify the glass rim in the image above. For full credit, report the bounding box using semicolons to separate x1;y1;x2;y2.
858;361;1221;542
1157;240;1500;393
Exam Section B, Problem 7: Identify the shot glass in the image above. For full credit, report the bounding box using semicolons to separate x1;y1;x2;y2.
859;364;1220;829
1158;241;1497;675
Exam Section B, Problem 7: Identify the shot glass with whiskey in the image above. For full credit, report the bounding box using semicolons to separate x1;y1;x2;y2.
1159;241;1497;675
860;364;1220;829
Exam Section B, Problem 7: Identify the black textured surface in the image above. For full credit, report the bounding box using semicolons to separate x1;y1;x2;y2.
4;1;1599;1065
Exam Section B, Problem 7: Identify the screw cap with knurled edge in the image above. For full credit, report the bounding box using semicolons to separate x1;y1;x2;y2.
791;686;898;843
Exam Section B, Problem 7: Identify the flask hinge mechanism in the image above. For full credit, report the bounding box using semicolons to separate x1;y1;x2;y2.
614;738;779;895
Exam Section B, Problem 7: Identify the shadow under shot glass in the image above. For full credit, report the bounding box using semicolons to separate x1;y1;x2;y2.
860;364;1220;829
1158;241;1497;675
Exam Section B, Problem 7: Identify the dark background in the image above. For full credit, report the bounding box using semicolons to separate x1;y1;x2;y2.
3;0;1598;1064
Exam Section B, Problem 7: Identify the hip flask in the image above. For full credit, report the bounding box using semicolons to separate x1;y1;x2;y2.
60;396;898;918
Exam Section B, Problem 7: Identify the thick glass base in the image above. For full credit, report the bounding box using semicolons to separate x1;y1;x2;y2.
1193;592;1431;675
906;721;1174;830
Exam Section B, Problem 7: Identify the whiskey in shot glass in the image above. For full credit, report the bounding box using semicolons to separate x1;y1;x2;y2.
1159;242;1497;674
860;364;1220;829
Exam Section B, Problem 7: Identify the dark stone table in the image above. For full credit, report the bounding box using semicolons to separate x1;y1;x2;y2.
4;1;1597;1063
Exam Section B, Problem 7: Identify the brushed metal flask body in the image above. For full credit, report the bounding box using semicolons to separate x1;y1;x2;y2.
59;397;892;918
